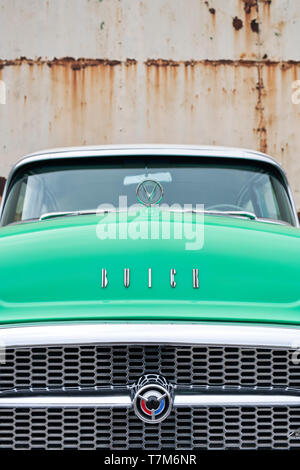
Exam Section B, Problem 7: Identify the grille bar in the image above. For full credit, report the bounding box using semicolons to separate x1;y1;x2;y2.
1;391;300;408
0;394;131;408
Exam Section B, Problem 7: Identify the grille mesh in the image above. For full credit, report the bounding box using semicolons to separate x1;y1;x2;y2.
0;407;299;450
0;344;299;391
1;344;300;449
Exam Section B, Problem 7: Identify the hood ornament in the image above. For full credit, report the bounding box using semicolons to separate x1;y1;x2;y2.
136;180;163;206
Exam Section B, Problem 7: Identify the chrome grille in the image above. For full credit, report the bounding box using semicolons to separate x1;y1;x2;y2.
0;345;299;391
0;407;299;450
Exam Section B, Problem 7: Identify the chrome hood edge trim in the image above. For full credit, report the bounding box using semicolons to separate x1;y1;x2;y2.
0;322;300;349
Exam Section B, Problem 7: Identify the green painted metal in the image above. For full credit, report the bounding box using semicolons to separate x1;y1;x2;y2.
0;209;300;325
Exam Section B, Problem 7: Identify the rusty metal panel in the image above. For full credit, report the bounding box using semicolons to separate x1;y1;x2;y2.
0;0;260;61
260;62;300;199
259;0;300;61
0;0;300;209
0;61;259;176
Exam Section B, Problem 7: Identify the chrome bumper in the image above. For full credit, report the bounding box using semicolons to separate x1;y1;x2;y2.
0;321;300;348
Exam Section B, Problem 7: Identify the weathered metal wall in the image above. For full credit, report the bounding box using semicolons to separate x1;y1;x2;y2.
1;0;300;206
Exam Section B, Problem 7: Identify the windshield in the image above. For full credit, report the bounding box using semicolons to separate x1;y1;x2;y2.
1;157;295;226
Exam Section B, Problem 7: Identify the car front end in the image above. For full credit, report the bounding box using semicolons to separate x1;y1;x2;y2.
0;145;299;450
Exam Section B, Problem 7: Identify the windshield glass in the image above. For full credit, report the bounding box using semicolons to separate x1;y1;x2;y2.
1;157;295;226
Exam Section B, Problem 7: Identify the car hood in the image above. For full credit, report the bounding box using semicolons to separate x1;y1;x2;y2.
0;209;300;325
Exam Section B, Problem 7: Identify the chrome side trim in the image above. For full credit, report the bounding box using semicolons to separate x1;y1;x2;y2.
1;322;300;349
174;395;300;407
0;395;132;408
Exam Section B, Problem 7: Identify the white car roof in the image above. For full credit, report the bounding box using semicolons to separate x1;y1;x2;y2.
18;144;281;169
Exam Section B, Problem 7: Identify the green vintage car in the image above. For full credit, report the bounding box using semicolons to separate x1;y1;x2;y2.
0;144;300;450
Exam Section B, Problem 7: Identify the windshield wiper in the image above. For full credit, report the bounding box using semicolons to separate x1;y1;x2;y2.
169;209;257;220
40;209;120;221
40;208;292;226
205;210;257;220
169;209;293;225
40;208;257;222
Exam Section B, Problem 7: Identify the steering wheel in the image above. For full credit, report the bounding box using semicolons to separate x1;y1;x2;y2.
206;204;246;211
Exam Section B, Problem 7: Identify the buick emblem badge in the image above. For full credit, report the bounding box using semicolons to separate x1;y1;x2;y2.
133;375;172;423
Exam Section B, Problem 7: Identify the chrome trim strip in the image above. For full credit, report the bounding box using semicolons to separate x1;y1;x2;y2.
0;393;300;408
1;322;300;349
0;395;132;408
174;394;300;407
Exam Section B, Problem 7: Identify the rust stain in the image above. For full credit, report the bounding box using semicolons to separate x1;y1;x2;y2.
255;64;267;153
109;65;115;106
53;58;122;70
250;18;259;33
208;5;216;30
48;59;118;146
146;59;280;67
261;0;271;22
0;57;299;70
204;1;216;15
242;0;258;14
204;1;215;15
0;57;122;69
125;58;137;66
145;59;180;67
264;63;277;128
233;16;243;30
292;64;299;82
184;60;197;67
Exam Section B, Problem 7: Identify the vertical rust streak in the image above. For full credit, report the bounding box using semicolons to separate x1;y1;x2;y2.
256;63;267;153
255;0;267;153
